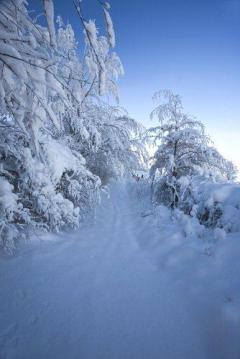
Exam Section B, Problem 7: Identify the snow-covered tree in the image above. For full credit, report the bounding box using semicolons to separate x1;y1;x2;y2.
0;0;144;252
54;19;145;184
73;0;123;97
78;106;148;184
148;90;237;208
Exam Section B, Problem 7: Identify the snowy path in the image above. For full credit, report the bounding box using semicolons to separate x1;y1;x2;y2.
1;182;240;359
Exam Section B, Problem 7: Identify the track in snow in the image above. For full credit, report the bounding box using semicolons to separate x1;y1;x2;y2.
1;181;240;359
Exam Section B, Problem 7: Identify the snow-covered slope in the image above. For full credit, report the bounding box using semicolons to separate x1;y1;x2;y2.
1;182;240;359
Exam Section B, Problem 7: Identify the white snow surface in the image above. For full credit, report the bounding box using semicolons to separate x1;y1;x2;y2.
1;181;240;359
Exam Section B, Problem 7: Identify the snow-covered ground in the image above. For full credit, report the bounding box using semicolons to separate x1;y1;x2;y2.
1;181;240;359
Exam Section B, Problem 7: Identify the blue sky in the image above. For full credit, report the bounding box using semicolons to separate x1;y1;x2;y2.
35;0;240;171
110;0;240;171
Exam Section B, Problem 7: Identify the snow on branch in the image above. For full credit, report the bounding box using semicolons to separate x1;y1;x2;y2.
43;0;56;47
103;4;115;48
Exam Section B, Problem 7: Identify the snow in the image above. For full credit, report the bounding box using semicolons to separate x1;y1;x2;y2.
43;138;85;184
103;8;115;48
191;178;240;232
84;20;99;52
1;181;240;359
0;43;28;81
1;3;239;357
0;178;18;219
214;227;226;240
43;0;56;47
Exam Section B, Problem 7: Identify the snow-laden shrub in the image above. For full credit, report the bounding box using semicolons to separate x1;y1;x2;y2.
187;177;240;233
161;174;240;234
22;138;100;231
0;128;101;247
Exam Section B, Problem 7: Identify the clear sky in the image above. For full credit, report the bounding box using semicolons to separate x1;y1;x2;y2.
35;0;240;172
